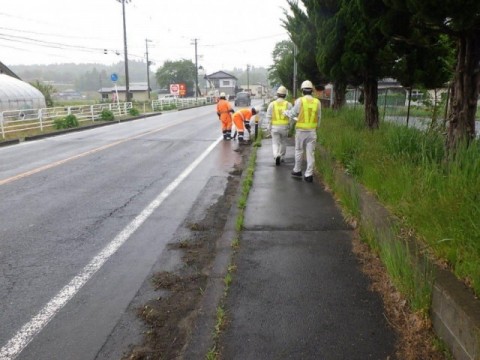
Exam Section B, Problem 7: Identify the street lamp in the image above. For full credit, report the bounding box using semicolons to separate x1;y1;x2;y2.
145;39;152;100
117;0;130;102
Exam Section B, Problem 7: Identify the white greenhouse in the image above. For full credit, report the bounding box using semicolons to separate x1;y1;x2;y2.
0;74;46;112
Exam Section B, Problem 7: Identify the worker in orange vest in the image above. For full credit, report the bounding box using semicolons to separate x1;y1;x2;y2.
232;107;257;143
216;92;234;140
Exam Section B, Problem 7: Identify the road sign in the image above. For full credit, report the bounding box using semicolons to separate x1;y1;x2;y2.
111;73;118;82
170;84;180;95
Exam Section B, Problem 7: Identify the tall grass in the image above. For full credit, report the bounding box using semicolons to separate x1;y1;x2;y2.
319;108;480;296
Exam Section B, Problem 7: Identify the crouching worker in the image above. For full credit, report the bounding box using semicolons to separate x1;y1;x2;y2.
232;107;257;143
216;92;234;140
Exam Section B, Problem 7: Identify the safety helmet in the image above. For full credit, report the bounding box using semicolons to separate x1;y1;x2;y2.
301;80;313;90
251;107;257;115
276;86;287;96
220;92;226;98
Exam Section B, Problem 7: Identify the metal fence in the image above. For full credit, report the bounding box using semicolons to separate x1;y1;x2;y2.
0;102;133;139
151;96;215;111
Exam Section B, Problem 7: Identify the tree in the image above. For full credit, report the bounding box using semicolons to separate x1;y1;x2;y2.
384;0;480;149
155;59;196;96
306;0;352;109
30;80;56;107
333;0;396;128
268;40;300;93
283;1;327;89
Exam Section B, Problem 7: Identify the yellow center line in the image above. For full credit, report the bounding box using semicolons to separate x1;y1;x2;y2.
0;121;179;186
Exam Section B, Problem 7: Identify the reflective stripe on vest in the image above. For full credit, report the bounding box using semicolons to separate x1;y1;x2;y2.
234;110;245;122
296;97;320;130
235;109;251;122
272;101;289;126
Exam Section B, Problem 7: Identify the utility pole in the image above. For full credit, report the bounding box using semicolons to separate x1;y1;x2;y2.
145;39;152;100
293;43;298;99
247;64;250;93
193;38;199;101
117;0;130;102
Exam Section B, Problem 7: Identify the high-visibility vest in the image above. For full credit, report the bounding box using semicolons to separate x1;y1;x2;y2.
296;97;320;130
234;109;251;122
271;100;289;126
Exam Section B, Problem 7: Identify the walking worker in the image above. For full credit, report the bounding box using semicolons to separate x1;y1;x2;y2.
232;107;257;143
283;80;321;183
265;85;292;166
216;92;234;140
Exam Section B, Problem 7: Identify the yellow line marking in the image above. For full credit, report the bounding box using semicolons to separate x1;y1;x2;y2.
0;122;178;186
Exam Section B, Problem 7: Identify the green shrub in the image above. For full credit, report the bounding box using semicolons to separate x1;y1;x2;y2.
64;114;79;128
54;114;79;129
128;107;140;116
101;109;115;121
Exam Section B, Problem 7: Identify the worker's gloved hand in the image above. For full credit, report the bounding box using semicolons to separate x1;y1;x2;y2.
229;109;235;113
245;123;251;131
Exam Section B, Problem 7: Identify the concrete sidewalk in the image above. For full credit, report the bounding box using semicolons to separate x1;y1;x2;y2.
219;138;397;359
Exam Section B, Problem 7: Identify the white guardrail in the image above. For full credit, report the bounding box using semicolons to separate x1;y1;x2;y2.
0;102;133;139
0;97;216;139
151;96;215;111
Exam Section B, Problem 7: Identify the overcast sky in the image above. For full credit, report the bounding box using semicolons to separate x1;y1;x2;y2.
0;0;291;73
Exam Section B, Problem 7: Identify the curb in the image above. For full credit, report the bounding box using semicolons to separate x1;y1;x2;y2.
0;138;20;147
318;147;480;360
183;143;254;358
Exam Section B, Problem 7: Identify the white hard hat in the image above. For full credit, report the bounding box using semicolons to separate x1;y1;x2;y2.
301;80;313;90
277;86;287;95
220;92;226;97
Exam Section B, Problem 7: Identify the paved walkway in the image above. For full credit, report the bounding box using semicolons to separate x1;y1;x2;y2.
219;138;397;359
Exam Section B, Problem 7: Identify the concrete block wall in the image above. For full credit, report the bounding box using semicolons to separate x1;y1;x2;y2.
319;148;480;359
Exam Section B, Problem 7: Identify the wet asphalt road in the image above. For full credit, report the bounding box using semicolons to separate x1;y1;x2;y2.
0;104;244;359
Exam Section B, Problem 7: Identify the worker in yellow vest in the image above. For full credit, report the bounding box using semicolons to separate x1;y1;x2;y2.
284;80;321;183
266;85;292;166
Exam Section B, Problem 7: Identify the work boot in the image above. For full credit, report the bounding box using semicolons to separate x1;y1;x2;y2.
275;156;281;166
304;175;313;183
291;171;302;178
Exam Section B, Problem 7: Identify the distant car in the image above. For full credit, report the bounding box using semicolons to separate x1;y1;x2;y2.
234;92;251;107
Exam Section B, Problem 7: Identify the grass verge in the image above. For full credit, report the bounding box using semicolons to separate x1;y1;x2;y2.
206;129;262;359
318;107;480;297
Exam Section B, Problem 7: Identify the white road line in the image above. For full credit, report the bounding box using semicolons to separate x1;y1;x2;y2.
0;136;223;360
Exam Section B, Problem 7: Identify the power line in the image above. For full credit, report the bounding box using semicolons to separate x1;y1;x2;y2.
203;33;286;47
0;32;147;61
0;25;119;42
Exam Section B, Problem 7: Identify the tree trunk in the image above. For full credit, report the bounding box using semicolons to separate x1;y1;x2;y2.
364;78;379;129
446;32;480;149
333;81;347;110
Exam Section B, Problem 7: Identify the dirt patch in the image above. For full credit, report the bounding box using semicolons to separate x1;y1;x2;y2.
351;232;450;359
122;144;252;360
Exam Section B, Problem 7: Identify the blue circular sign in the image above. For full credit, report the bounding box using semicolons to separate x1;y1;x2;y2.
111;73;118;82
